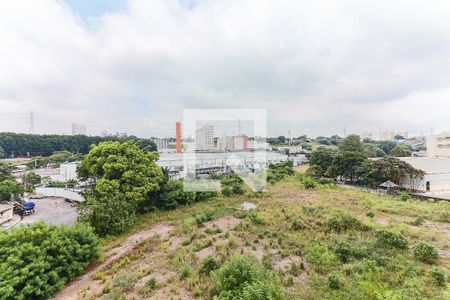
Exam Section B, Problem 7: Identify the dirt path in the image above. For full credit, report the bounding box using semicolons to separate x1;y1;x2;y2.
53;223;173;300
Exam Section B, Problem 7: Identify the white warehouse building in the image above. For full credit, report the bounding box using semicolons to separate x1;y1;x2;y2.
398;157;450;193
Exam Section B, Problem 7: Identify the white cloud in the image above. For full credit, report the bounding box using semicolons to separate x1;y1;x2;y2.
1;0;450;137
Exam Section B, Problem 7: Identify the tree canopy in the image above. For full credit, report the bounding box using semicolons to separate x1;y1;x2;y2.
0;132;156;158
77;141;163;235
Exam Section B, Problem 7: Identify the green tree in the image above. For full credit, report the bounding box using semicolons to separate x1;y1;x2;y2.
339;135;363;152
77;141;163;235
24;171;42;188
363;144;386;158
368;156;424;188
308;147;337;177
330;151;372;183
390;144;412;157
0;180;24;202
0;146;5;158
378;140;397;155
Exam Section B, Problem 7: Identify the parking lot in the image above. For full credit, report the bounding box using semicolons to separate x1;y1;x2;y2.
20;197;78;226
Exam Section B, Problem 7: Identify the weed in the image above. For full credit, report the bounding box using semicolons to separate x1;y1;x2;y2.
413;241;439;264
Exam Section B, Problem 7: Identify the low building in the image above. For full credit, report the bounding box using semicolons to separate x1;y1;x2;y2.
0;204;14;225
426;132;450;157
398;157;450;192
151;138;169;151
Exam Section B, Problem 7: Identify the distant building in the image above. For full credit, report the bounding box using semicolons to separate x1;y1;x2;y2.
231;134;249;151
398;157;450;193
59;162;78;181
196;125;214;151
72;123;86;135
379;130;408;141
360;132;373;140
427;132;450;157
151;138;169;151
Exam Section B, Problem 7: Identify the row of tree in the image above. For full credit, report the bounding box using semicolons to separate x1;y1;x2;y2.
0;132;156;158
308;135;424;188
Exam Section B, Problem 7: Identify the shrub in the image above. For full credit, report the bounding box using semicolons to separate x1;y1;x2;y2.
317;177;336;186
328;274;341;290
113;273;137;290
301;176;317;189
201;255;219;274
375;229;408;249
248;211;264;225
194;211;215;225
212;255;284;299
0;222;99;299
327;213;364;233
333;239;368;263
411;216;425;226
305;244;336;273
398;191;411;202
180;265;192;279
413;241;439;264
291;219;305;231
221;174;245;196
366;211;375;219
429;267;447;286
267;161;294;183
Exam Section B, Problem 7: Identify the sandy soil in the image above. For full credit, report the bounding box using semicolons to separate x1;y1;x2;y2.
53;223;173;300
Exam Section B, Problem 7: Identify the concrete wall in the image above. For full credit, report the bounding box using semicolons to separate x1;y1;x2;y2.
0;206;13;224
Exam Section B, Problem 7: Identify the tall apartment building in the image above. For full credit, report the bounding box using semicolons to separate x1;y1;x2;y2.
71;123;86;135
196;125;214;151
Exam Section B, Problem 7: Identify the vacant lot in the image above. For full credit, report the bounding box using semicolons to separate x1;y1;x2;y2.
57;177;449;300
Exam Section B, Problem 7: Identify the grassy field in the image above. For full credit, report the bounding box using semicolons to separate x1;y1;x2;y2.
77;174;449;300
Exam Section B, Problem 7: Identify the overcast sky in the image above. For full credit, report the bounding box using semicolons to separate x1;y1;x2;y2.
1;0;450;138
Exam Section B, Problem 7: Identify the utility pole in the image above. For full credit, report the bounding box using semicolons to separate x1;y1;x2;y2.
29;111;34;134
288;130;291;159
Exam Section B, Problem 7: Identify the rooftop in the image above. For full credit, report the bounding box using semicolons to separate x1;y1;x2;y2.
398;157;450;174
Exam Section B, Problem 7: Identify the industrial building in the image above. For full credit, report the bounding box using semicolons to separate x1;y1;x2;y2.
151;138;169;151
398;157;450;193
426;132;450;157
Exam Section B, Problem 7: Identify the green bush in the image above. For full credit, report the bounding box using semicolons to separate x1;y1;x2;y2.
201;255;219;274
221;174;245;196
398;191;411;202
429;267;447;286
267;161;294;184
327;274;341;290
113;273;137;290
375;229;408;250
180;265;192;279
291;219;305;231
333;239;369;263
0;222;99;299
212;255;284;299
327;213;364;233
194;211;215;225
413;241;439;264
317;177;336;186
366;211;375;219
305;244;336;273
411;216;425;226
301;176;317;189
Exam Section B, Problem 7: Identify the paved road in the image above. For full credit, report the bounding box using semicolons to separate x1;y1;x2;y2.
21;197;78;226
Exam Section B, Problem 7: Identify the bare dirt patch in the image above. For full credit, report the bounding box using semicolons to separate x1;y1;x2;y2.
202;216;240;232
53;223;173;300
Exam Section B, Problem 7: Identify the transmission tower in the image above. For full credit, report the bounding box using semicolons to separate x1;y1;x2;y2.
29;111;34;134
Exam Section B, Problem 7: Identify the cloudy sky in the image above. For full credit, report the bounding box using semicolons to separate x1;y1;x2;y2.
1;0;450;138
